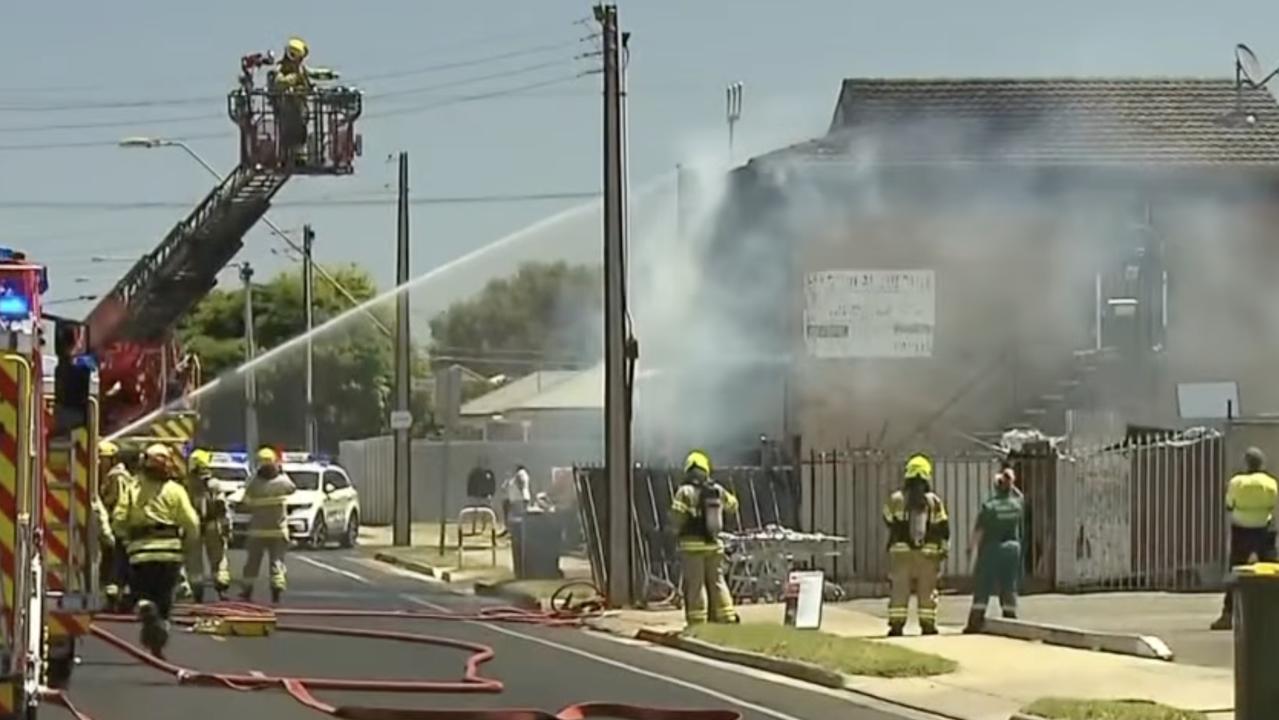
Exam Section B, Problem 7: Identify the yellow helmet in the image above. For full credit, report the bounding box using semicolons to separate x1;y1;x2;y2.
98;440;119;459
684;450;712;476
285;37;309;62
904;454;933;481
256;447;278;465
188;449;212;471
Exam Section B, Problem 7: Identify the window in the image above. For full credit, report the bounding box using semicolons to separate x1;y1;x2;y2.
209;466;248;483
324;470;349;490
289;470;321;491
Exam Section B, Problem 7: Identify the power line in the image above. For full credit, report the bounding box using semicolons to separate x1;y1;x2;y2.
0;191;600;211
0;36;589;114
0;69;594;151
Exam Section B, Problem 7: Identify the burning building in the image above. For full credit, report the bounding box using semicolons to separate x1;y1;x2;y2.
670;76;1279;456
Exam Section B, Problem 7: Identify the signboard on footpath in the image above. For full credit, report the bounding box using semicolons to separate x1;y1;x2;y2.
782;570;825;630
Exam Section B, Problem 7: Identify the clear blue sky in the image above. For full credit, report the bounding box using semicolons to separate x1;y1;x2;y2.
1;0;1274;317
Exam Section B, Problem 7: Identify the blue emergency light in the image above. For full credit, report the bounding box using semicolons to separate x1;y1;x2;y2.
0;292;30;320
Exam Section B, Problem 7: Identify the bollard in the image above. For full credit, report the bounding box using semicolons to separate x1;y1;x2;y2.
1234;562;1279;720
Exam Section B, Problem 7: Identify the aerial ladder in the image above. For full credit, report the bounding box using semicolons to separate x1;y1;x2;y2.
85;47;363;442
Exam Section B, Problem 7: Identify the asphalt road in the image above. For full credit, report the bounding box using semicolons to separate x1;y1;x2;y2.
47;547;934;720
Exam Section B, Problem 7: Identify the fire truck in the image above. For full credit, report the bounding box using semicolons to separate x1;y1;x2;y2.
89;47;363;446
0;249;82;718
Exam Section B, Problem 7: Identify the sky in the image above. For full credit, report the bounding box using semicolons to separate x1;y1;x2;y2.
2;0;1277;320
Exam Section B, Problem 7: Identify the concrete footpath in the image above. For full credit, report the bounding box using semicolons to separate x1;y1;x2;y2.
596;603;1235;720
846;591;1233;669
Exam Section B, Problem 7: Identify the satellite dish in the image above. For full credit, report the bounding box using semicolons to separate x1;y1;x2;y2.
1237;44;1265;86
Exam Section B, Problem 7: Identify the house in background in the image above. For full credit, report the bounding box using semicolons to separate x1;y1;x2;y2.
460;366;602;444
693;76;1279;453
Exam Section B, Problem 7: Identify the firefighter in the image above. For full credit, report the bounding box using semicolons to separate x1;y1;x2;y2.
97;441;135;611
271;36;313;164
238;447;296;604
964;465;1024;633
111;443;199;658
883;454;950;636
183;449;231;602
1212;447;1278;630
670;450;740;625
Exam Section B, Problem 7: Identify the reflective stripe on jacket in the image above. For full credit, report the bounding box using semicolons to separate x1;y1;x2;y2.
243;472;297;539
883;490;950;556
671;482;739;553
112;470;199;564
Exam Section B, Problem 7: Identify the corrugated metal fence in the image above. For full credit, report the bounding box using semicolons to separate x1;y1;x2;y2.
575;430;1233;601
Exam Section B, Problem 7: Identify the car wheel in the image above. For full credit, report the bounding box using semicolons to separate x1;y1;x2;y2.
341;511;359;549
310;515;327;549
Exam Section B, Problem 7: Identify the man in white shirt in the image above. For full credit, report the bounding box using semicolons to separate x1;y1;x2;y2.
500;465;531;535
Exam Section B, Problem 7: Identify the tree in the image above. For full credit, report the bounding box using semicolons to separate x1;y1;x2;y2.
178;264;432;451
428;261;604;377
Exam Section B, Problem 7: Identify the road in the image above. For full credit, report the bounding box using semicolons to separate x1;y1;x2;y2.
49;547;934;720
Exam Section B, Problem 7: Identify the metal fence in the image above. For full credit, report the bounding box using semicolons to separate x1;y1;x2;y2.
575;429;1232;602
573;465;799;604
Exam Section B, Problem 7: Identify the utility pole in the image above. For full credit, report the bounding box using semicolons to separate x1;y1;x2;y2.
392;152;413;547
726;82;743;164
302;225;317;454
597;2;634;607
241;262;259;458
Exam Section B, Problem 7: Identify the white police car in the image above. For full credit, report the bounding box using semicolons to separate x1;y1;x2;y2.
207;451;250;496
226;452;361;548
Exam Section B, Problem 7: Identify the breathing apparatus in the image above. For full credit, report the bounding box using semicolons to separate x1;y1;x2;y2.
684;450;724;540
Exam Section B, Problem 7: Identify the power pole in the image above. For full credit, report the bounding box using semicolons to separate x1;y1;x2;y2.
241;262;259;457
598;2;634;607
302;225;317;454
392;152;413;547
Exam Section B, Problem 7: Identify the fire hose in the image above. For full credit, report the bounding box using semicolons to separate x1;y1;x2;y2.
41;597;743;720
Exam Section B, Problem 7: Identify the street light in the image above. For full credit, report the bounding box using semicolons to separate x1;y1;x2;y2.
117;135;391;337
91;255;141;264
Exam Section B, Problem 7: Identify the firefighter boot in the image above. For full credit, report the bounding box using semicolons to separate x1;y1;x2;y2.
887;622;904;638
193;583;207;604
215;582;229;602
1210;612;1232;631
270;586;282;605
920;620;939;636
137;601;168;659
963;609;986;634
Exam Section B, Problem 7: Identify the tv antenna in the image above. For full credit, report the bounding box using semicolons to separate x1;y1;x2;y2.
1223;44;1276;126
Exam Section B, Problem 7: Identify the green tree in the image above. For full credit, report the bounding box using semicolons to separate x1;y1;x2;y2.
428;261;603;377
178;264;432;451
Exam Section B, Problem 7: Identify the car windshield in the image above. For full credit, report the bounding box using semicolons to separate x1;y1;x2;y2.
209;466;247;483
287;470;320;491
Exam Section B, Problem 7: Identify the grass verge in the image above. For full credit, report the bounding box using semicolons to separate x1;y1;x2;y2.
685;622;956;678
1022;698;1208;720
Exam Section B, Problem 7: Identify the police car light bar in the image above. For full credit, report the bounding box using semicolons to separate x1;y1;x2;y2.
210;452;248;464
281;451;330;464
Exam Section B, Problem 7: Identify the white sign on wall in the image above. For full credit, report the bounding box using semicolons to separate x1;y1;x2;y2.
803;270;935;358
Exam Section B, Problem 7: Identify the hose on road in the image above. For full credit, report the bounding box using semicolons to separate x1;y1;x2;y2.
43;597;743;720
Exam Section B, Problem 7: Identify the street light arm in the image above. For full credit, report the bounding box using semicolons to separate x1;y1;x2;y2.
121;135;392;337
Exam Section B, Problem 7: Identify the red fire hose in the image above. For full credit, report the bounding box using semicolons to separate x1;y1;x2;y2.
43;600;743;720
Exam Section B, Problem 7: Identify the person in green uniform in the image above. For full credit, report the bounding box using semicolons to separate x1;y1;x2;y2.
964;463;1024;634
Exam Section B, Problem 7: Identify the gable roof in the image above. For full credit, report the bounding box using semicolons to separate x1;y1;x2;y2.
766;77;1279;167
511;364;602;411
459;370;578;417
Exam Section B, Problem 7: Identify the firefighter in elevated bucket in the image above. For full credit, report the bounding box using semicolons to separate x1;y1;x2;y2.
670;450;740;625
271;36;313;164
883;454;950;636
